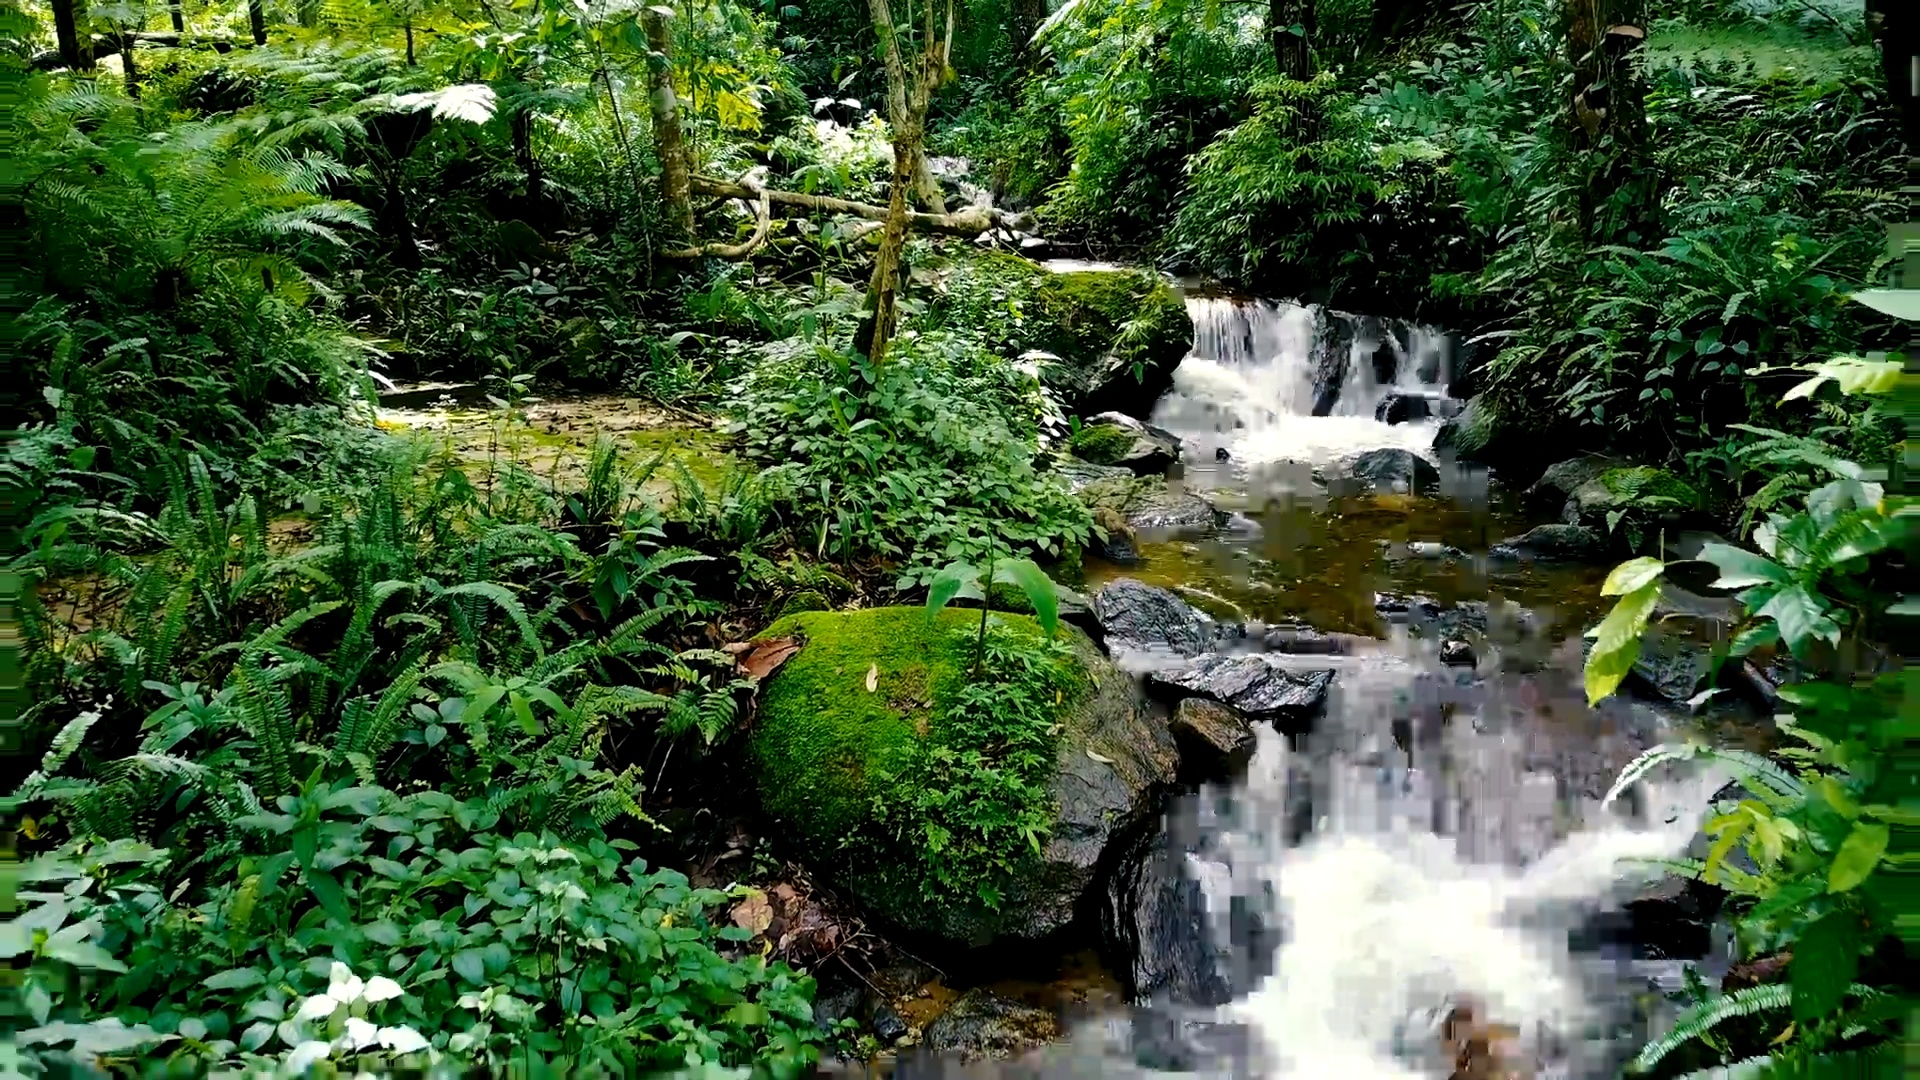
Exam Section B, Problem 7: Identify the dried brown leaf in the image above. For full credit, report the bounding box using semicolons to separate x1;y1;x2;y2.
740;637;802;681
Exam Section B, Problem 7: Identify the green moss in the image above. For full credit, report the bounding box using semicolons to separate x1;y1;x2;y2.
750;607;1088;936
751;608;983;844
776;590;831;617
1067;423;1136;465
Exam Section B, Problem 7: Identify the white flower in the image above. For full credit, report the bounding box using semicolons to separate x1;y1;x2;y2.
284;1040;333;1072
362;976;404;1004
342;1016;380;1050
327;962;366;1004
378;1025;430;1053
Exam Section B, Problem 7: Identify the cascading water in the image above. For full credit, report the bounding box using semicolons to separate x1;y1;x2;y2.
1151;297;1455;466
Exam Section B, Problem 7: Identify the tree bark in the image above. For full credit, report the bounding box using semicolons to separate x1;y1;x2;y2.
859;0;953;362
1009;0;1046;63
247;0;266;45
1269;0;1314;80
642;9;695;238
120;28;139;96
689;175;1000;234
511;107;546;219
52;0;93;70
168;0;184;34
873;0;947;213
1564;0;1649;242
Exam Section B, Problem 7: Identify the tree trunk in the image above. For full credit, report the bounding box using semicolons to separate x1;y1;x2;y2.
1269;0;1314;80
1009;0;1046;63
873;0;947;213
382;170;423;269
168;0;184;34
512;107;546;220
641;9;695;238
405;19;415;64
247;0;265;45
859;0;953;362
120;28;139;96
52;0;93;70
1564;0;1649;242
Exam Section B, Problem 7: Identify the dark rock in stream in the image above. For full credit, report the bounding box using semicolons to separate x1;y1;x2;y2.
918;990;1061;1061
1124;486;1223;532
1090;506;1140;565
1128;1009;1254;1073
1101;806;1233;1007
1489;523;1609;562
1375;392;1435;425
812;985;862;1034
1170;698;1255;771
1092;580;1218;661
1327;448;1441;496
1439;639;1477;667
1262;622;1356;655
868;999;910;1045
1148;654;1333;727
1526;456;1624;510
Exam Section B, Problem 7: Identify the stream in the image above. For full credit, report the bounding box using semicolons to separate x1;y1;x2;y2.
889;291;1739;1078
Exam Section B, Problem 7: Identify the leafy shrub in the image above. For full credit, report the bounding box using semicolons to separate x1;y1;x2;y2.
729;334;1094;588
10;824;822;1075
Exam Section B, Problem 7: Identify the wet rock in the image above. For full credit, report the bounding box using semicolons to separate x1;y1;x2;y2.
1628;631;1717;705
1073;411;1182;474
1123;486;1223;532
1092;579;1218;661
868;999;910;1045
920;989;1061;1061
1091;505;1139;565
1017;235;1051;256
1310;311;1358;416
1103;826;1233;1008
812;985;862;1034
1439;639;1477;667
1526;456;1623;510
1128;1009;1254;1072
1214;446;1232;462
1147;654;1333;727
751;608;1179;946
1327;448;1441;496
1171;698;1255;769
1489;523;1609;562
1375;393;1436;425
1263;623;1354;655
1374;591;1449;624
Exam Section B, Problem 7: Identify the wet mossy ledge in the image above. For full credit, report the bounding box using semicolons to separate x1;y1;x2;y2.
748;607;1178;948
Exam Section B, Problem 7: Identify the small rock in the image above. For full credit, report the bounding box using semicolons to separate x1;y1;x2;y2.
920;989;1060;1062
1439;639;1476;667
869;999;910;1045
812;985;862;1034
1091;579;1218;660
1129;1008;1253;1072
1328;448;1441;496
1214;446;1232;462
1148;655;1333;726
1525;456;1622;509
1489;523;1608;562
1091;505;1139;565
1401;541;1469;560
1263;624;1353;655
1075;411;1183;474
1123;486;1223;532
1018;234;1051;256
1374;393;1436;425
1171;698;1255;767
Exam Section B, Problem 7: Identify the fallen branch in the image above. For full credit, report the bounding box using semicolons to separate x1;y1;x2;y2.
665;174;773;260
688;174;1007;237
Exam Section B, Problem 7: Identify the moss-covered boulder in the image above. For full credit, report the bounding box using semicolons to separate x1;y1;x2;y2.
750;607;1178;947
935;251;1192;419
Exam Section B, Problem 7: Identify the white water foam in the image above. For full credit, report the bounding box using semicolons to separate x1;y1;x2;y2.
1152;297;1453;466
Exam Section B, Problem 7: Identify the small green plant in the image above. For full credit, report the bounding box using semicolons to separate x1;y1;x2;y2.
923;539;1062;676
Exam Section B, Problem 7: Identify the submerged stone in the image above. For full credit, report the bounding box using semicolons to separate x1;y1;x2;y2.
1327;448;1441;496
1489;523;1609;562
919;989;1061;1061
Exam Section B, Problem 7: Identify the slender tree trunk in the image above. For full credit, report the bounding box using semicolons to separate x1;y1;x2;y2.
1269;0;1313;80
1009;0;1045;63
247;0;265;45
120;28;139;96
168;0;184;34
52;0;93;70
641;9;695;237
873;0;947;213
1564;0;1649;242
405;19;415;64
382;170;423;269
512;107;546;219
859;0;952;362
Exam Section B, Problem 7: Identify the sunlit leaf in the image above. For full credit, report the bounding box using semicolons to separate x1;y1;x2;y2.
1828;821;1889;893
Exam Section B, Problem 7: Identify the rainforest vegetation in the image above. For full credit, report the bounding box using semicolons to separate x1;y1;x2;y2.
4;0;1915;1072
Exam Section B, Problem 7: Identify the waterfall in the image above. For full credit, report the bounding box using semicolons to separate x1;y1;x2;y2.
1151;298;1455;466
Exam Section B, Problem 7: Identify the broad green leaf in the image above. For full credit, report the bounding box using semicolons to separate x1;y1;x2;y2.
1780;357;1903;401
1583;579;1663;706
452;949;486;985
1828;821;1890;893
204;967;266;992
1789;911;1860;1022
1602;557;1666;596
992;558;1061;638
42;938;128;973
1848;289;1920;322
305;869;351;925
1699;543;1789;589
924;562;982;623
1754;585;1841;659
1887;595;1920;616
